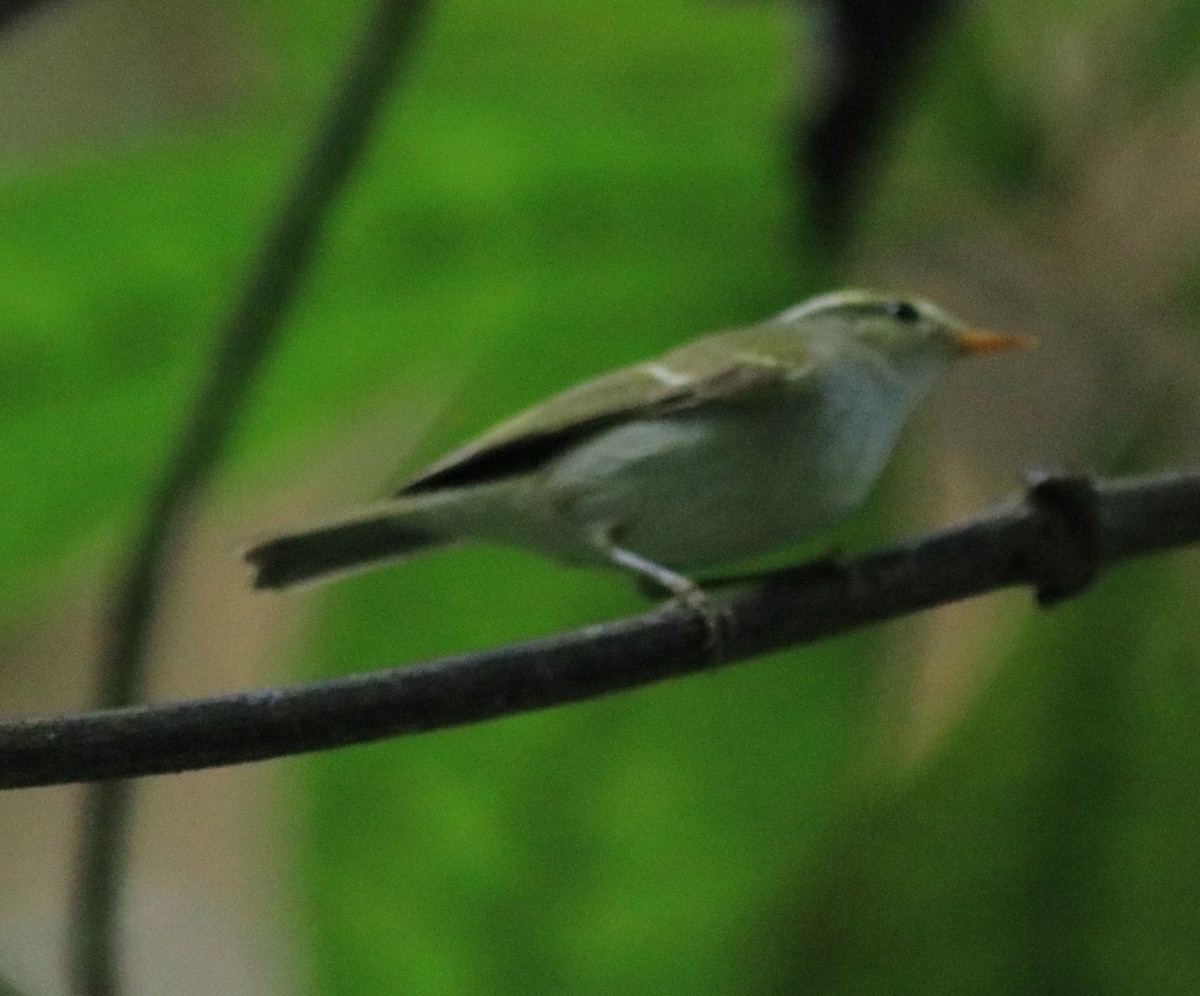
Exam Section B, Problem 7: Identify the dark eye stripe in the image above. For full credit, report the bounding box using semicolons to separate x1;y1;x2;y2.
884;300;920;323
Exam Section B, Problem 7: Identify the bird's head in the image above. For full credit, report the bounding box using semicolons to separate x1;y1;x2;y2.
779;290;1033;364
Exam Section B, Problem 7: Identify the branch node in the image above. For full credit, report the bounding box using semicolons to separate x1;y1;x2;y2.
2;467;1196;789
1024;469;1103;605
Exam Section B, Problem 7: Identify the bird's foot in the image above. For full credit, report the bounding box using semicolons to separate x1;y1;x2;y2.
608;543;733;660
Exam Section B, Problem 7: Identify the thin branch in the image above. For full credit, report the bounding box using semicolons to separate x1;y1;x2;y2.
69;2;430;993
0;0;64;37
2;467;1195;792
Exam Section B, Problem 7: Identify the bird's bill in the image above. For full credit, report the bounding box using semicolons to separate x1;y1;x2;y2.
948;328;1036;355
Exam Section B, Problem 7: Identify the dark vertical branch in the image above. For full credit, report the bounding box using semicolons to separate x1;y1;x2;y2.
67;1;431;993
0;0;65;37
792;0;962;253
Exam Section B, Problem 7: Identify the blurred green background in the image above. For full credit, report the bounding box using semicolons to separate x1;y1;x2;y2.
1;0;1199;993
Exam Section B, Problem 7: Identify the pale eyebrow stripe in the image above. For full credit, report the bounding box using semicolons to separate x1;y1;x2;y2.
731;350;780;366
644;362;691;387
775;290;874;323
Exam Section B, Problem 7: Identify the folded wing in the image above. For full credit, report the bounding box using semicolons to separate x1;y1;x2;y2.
399;324;813;494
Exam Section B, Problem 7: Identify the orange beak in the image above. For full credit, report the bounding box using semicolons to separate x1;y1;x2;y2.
949;328;1036;356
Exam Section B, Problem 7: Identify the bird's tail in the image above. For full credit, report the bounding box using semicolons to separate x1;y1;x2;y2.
245;508;451;590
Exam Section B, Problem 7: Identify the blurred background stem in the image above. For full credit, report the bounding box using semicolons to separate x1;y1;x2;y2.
794;0;964;252
67;1;430;992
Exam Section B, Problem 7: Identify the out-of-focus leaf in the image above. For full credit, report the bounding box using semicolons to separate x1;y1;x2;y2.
305;548;884;995
771;555;1200;994
0;135;281;610
871;11;1055;227
1119;1;1200;104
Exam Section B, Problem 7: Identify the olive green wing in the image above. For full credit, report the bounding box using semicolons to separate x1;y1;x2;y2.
399;323;814;495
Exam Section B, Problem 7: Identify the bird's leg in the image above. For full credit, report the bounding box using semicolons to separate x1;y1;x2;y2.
599;534;733;659
607;543;703;601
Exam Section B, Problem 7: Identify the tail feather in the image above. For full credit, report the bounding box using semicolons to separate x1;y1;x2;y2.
246;512;446;590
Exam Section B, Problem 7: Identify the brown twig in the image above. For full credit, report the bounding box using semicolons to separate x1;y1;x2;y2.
3;467;1194;793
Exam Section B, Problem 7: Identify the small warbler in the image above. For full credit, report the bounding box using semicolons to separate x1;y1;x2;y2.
246;290;1030;600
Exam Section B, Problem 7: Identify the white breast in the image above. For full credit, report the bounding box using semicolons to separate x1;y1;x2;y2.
511;345;947;571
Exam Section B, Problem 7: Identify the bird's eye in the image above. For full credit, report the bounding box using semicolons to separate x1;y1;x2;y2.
884;300;920;323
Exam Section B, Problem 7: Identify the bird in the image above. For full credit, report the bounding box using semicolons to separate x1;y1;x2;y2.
245;290;1030;602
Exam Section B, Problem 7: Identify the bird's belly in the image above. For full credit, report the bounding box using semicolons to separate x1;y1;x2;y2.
537;402;898;570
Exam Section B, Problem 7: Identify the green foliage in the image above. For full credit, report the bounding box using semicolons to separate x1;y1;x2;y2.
2;0;1200;993
307;553;880;994
779;557;1200;994
0;137;269;604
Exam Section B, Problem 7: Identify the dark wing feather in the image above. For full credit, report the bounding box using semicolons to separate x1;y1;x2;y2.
399;324;811;495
